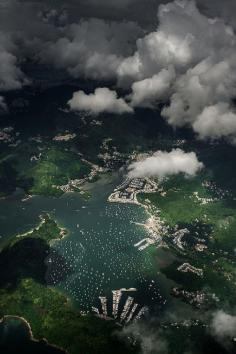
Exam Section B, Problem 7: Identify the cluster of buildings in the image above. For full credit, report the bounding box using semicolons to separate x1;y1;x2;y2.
56;159;103;193
195;243;208;252
108;177;165;251
170;223;209;254
98;296;108;317
172;287;207;308
92;288;149;325
202;180;232;200
97;138;126;170
172;228;190;250
99;152;126;170
134;237;156;251
192;180;233;205
108;178;158;205
192;191;219;205
53;132;77;142
0;126;21;147
0;130;12;143
55;178;84;193
177;263;203;277
97;148;126;170
172;287;220;309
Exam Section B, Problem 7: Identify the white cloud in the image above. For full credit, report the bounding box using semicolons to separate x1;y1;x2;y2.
129;67;175;108
118;0;235;83
116;0;236;141
193;103;236;140
128;149;203;179
68;87;133;115
162;57;236;130
211;310;236;339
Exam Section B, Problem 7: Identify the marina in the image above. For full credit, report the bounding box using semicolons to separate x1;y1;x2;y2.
0;174;169;314
93;288;146;324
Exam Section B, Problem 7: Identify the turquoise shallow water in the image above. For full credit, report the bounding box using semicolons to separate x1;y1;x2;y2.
0;174;186;316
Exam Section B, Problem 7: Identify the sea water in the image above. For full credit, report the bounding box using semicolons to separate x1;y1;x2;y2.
0;173;179;315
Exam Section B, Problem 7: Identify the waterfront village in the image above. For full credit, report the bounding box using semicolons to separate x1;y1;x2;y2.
107;177;206;272
54;158;104;194
108;177;167;251
171;287;220;309
177;263;204;277
107;177;211;310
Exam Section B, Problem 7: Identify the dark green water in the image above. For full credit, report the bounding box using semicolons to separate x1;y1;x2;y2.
0;173;188;316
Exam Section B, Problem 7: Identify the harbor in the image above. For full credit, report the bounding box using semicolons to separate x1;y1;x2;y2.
0;174;169;315
93;288;148;325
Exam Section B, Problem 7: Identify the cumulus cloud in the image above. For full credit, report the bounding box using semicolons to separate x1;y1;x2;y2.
3;0;236;145
211;310;236;339
0;33;28;91
161;57;236;131
129;67;175;108
128;149;203;179
12;0;236;142
118;0;235;83
193;103;236;140
41;18;143;80
68;87;133;115
114;0;236;141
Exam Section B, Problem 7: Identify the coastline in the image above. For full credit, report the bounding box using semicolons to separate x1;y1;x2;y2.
108;177;168;250
15;213;69;243
0;315;68;353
